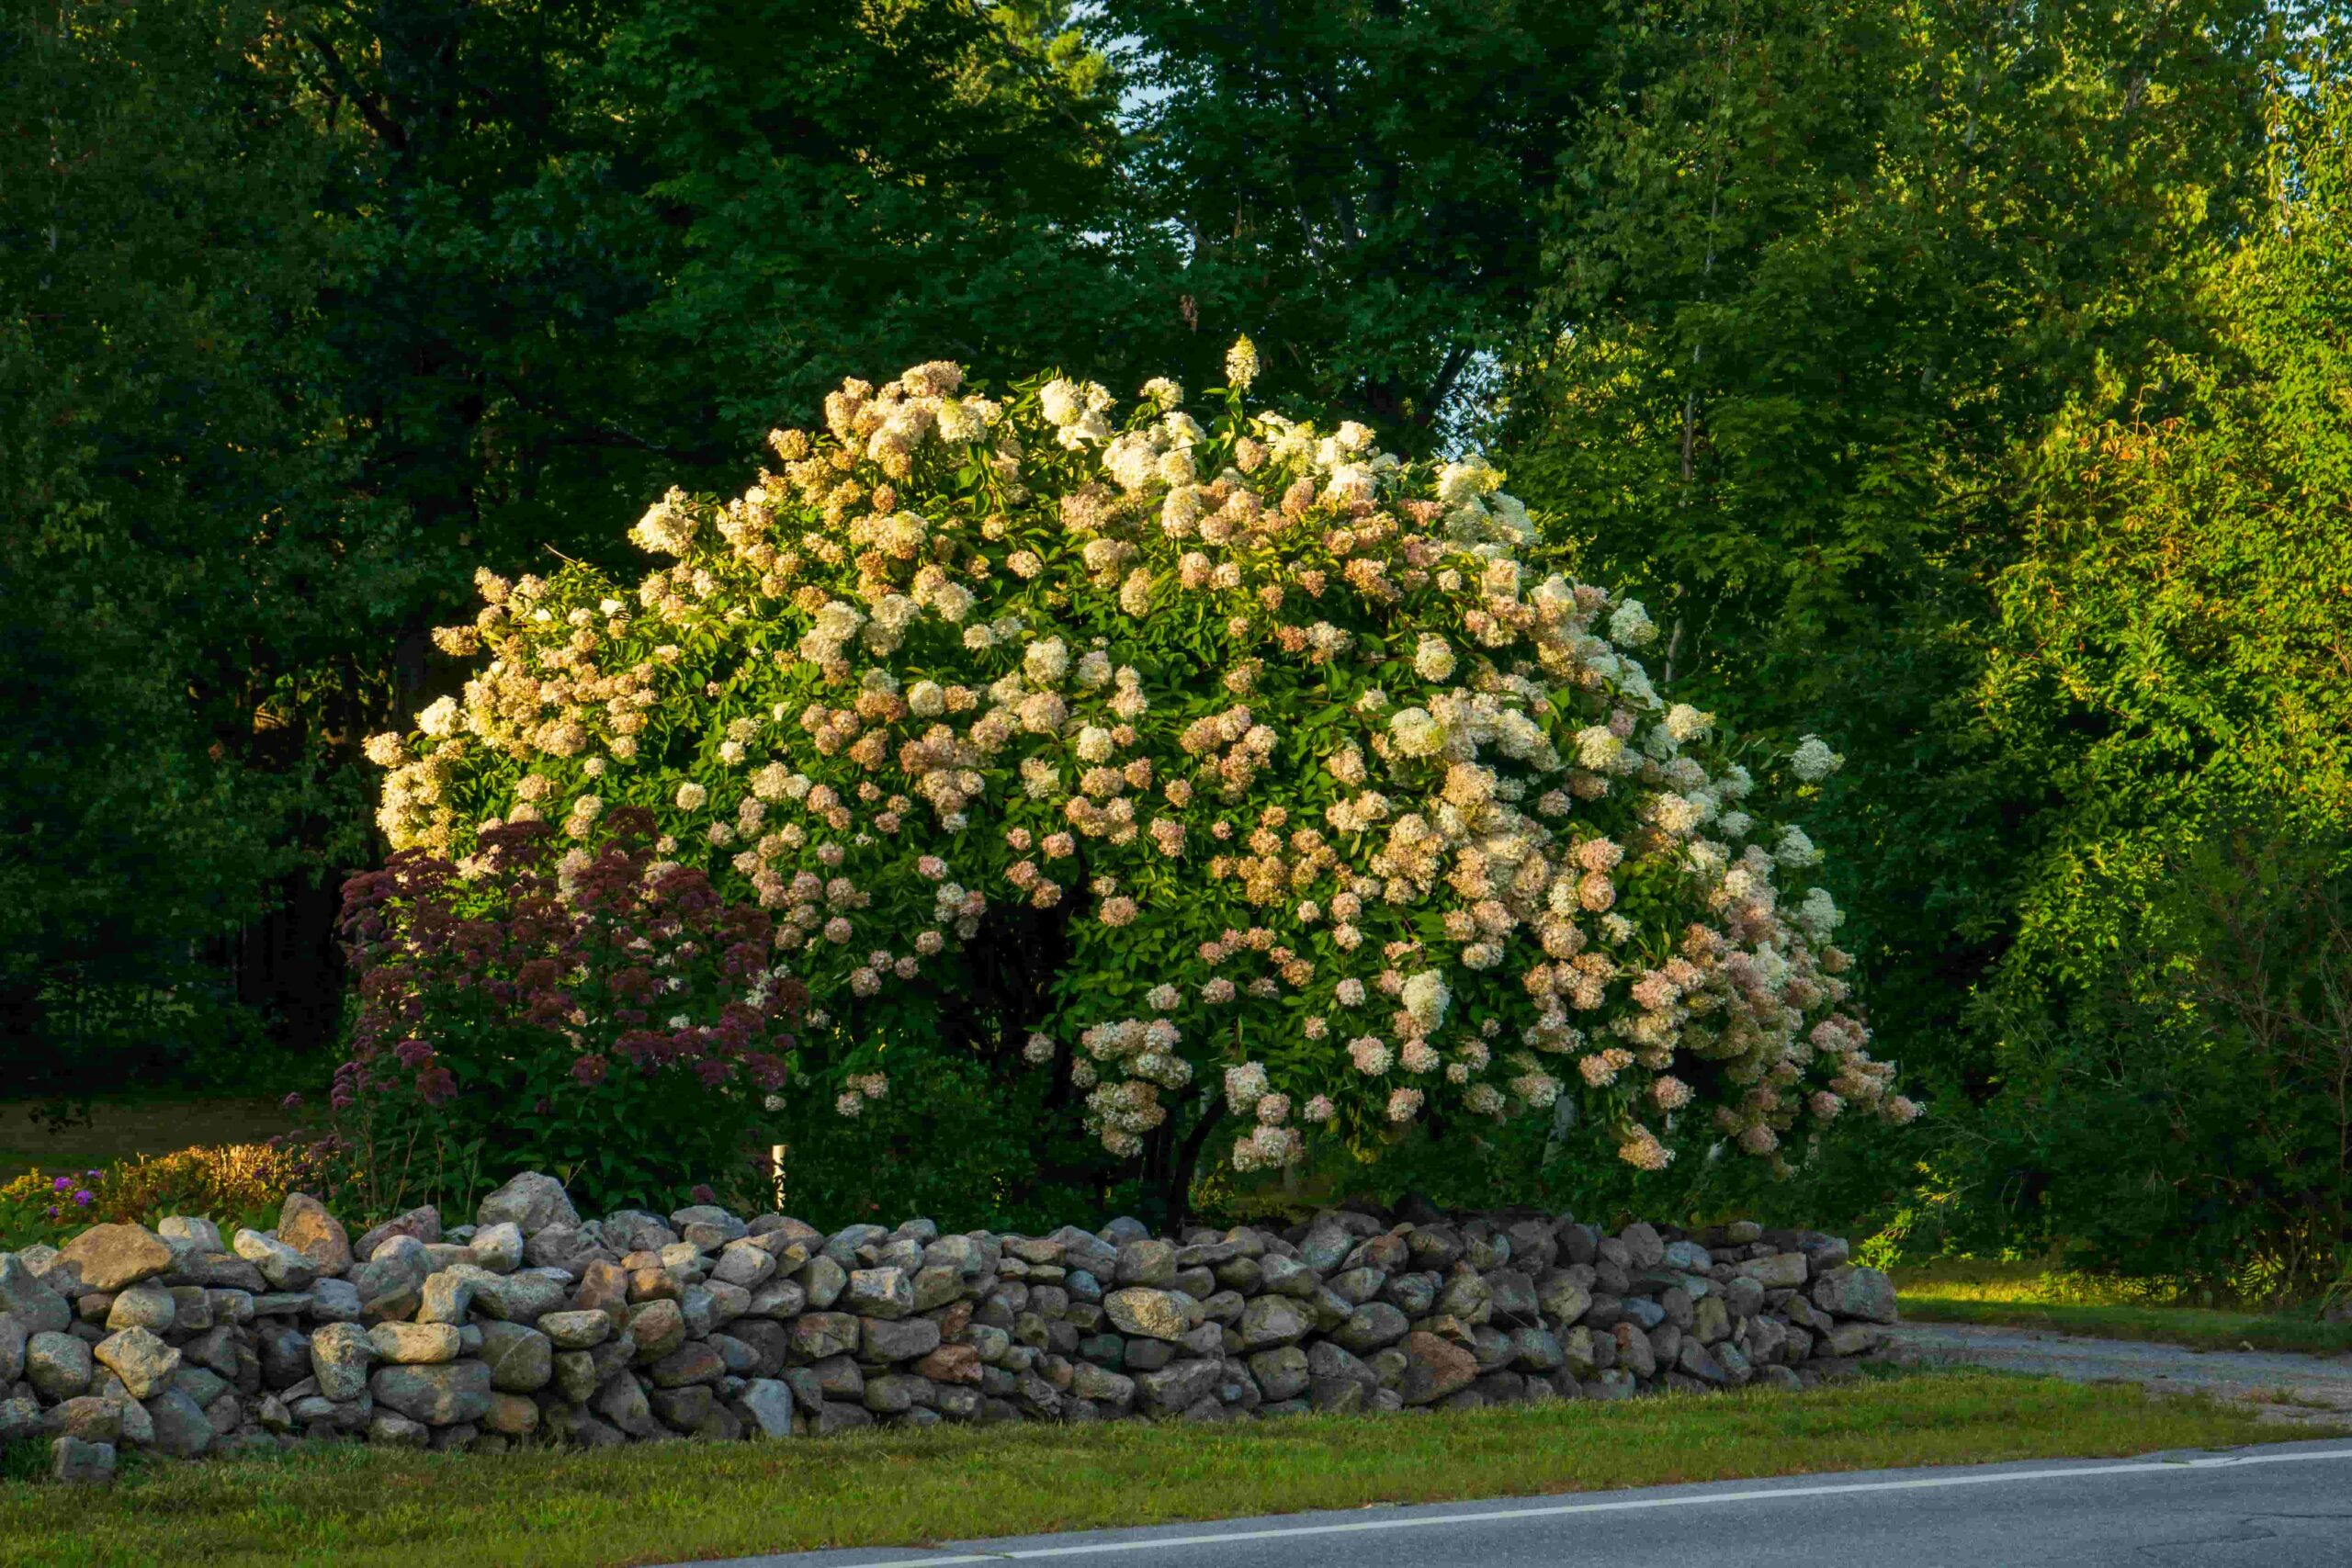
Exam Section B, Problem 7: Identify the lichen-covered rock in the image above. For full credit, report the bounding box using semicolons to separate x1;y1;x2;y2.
0;1255;74;1334
26;1331;93;1402
1811;1266;1898;1325
93;1327;180;1401
369;1322;462;1365
57;1225;175;1294
232;1230;317;1292
277;1194;354;1277
1103;1288;1190;1341
474;1172;580;1238
371;1360;494;1426
50;1434;115;1485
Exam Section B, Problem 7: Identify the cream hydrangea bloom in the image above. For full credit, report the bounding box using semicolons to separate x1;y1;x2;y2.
371;344;1906;1179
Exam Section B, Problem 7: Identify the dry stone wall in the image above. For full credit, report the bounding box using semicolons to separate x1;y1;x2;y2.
2;1172;1899;1483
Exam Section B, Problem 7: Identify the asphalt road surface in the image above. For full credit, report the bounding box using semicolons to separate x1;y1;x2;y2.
675;1439;2352;1568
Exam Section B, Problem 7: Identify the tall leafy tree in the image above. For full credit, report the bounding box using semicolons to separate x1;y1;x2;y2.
1107;0;1606;440
0;0;390;1070
1505;0;2285;1124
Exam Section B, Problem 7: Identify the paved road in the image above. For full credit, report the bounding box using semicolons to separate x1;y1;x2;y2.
1890;1322;2352;1427
676;1439;2352;1568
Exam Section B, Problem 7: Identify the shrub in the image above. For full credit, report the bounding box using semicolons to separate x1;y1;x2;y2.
0;1143;319;1250
333;810;805;1217
367;344;1911;1216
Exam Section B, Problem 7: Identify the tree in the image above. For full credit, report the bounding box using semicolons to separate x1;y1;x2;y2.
1106;0;1607;441
1503;0;2285;1136
0;0;390;1074
1943;72;2352;1286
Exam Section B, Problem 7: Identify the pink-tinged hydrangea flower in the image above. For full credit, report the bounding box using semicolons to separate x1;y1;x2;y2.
377;349;1904;1187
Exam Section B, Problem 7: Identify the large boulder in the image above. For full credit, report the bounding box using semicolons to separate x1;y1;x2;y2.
371;1360;494;1426
92;1327;180;1400
277;1194;354;1277
1396;1331;1478;1405
1103;1288;1190;1342
1811;1266;1898;1325
0;1255;74;1333
58;1225;174;1293
474;1172;580;1238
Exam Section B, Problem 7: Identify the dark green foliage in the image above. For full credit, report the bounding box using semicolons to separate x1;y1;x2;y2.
1110;0;1606;440
1508;3;2352;1286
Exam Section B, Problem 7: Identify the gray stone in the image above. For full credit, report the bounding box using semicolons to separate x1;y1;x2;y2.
845;1267;914;1318
628;1298;687;1359
1103;1287;1190;1341
738;1377;798;1438
537;1309;612;1349
232;1228;318;1292
51;1434;115;1485
277;1193;354;1276
1661;1239;1713;1273
713;1242;777;1290
104;1281;175;1335
40;1394;120;1443
1740;1252;1811;1290
800;1254;848;1309
371;1360;494;1426
478;1321;552;1392
475;1171;581;1237
0;1254;73;1334
1331;1302;1410;1354
1823;1320;1889;1358
1236;1294;1312;1349
862;1315;943;1362
0;1312;23;1383
1510;1325;1566;1372
27;1329;94;1400
58;1224;175;1292
156;1215;225;1255
354;1207;442;1259
1248;1345;1311;1401
469;1223;526;1273
1678;1339;1728;1384
1397;1331;1478;1405
351;1251;428;1321
1135;1358;1222;1415
1812;1266;1898;1325
369;1322;462;1364
143;1386;214;1456
308;1278;364;1323
469;1268;570;1323
93;1326;180;1400
789;1311;859;1360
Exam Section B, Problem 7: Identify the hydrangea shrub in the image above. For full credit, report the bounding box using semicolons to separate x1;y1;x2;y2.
368;341;1913;1204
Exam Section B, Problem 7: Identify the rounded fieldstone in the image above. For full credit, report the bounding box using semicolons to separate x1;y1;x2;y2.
93;1326;181;1401
57;1224;174;1293
26;1330;94;1402
474;1171;581;1237
369;1322;462;1365
1102;1287;1190;1342
371;1360;494;1426
537;1309;612;1350
477;1321;553;1393
1330;1302;1409;1354
105;1282;176;1335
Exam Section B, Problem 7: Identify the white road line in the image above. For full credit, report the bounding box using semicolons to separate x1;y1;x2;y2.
822;1447;2352;1566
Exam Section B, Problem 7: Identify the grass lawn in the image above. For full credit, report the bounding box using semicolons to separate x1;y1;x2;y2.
0;1371;2328;1568
0;1096;297;1184
1894;1260;2352;1356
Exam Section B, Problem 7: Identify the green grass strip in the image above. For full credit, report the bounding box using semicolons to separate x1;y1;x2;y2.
0;1371;2326;1568
1900;1297;2352;1356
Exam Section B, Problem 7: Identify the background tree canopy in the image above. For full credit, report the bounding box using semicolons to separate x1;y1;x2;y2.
6;0;2348;1283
